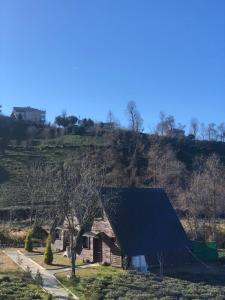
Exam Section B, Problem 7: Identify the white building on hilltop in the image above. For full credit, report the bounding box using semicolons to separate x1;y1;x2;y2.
12;106;46;124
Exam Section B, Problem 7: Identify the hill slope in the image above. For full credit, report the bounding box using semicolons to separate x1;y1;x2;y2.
0;133;225;212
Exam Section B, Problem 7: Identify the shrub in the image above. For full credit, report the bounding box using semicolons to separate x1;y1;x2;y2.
24;232;33;252
22;266;33;281
0;276;10;283
44;235;53;265
34;270;43;286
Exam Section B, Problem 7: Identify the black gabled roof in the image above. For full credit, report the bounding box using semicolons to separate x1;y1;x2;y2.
100;188;189;257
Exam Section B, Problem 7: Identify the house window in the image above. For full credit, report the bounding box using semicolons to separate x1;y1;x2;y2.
82;236;90;249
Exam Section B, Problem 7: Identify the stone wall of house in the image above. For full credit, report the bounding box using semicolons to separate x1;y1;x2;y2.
111;253;122;267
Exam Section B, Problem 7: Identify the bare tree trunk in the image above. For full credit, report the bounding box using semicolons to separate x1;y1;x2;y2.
71;249;76;278
157;252;164;279
70;234;76;278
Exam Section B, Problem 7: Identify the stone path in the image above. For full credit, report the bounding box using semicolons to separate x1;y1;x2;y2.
4;249;78;300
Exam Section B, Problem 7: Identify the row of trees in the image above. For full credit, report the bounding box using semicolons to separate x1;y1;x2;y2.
126;101;225;142
154;111;225;141
0;102;224;149
54;102;225;142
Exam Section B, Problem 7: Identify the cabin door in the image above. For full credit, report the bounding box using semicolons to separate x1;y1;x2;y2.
93;238;102;262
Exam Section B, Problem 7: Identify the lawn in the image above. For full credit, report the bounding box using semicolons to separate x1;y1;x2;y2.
56;263;225;300
0;251;51;300
56;265;125;299
31;253;84;270
0;251;20;272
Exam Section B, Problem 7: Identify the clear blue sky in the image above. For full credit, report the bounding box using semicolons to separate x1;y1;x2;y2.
0;0;224;130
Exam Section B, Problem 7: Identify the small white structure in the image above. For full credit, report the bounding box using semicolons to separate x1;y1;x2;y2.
63;246;71;258
131;255;148;273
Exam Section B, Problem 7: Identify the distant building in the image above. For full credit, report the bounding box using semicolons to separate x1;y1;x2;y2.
11;106;46;124
166;128;185;138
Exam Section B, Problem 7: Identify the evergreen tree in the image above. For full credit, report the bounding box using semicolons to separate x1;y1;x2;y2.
44;235;53;265
24;232;33;252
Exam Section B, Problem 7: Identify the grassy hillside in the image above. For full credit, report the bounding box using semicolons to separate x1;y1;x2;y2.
1;133;225;212
0;135;108;210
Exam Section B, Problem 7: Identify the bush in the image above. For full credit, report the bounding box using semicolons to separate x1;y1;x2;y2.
0;276;10;283
22;266;33;282
24;232;33;252
34;270;43;286
44;235;53;265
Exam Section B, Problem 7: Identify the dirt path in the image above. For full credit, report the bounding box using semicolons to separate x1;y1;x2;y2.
4;249;78;300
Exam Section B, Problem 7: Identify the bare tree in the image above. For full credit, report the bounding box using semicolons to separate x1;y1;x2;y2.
147;143;186;204
177;123;186;131
107;110;115;124
156;111;167;136
106;110;120;129
155;112;176;136
206;123;217;141
182;155;225;241
61;158;105;277
166;115;175;132
31;157;105;277
189;118;199;138
200;123;206;140
26;162;62;228
217;123;225;142
126;101;143;132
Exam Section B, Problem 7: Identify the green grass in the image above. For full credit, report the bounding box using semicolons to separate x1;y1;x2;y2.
41;135;107;147
0;274;50;300
56;264;225;300
56;265;125;299
0;251;51;299
31;254;84;270
0;134;108;209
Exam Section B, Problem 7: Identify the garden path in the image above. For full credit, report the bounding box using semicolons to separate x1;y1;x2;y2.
4;249;78;300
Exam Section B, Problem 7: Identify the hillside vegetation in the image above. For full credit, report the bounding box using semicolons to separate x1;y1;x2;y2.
0;135;108;209
1;106;225;245
1;133;225;210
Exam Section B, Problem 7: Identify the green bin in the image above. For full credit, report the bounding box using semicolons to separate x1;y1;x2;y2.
192;241;218;261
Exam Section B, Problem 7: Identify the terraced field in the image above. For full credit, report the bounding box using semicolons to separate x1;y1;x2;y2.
0;135;108;209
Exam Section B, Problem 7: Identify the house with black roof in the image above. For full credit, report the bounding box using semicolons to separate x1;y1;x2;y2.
53;188;190;271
